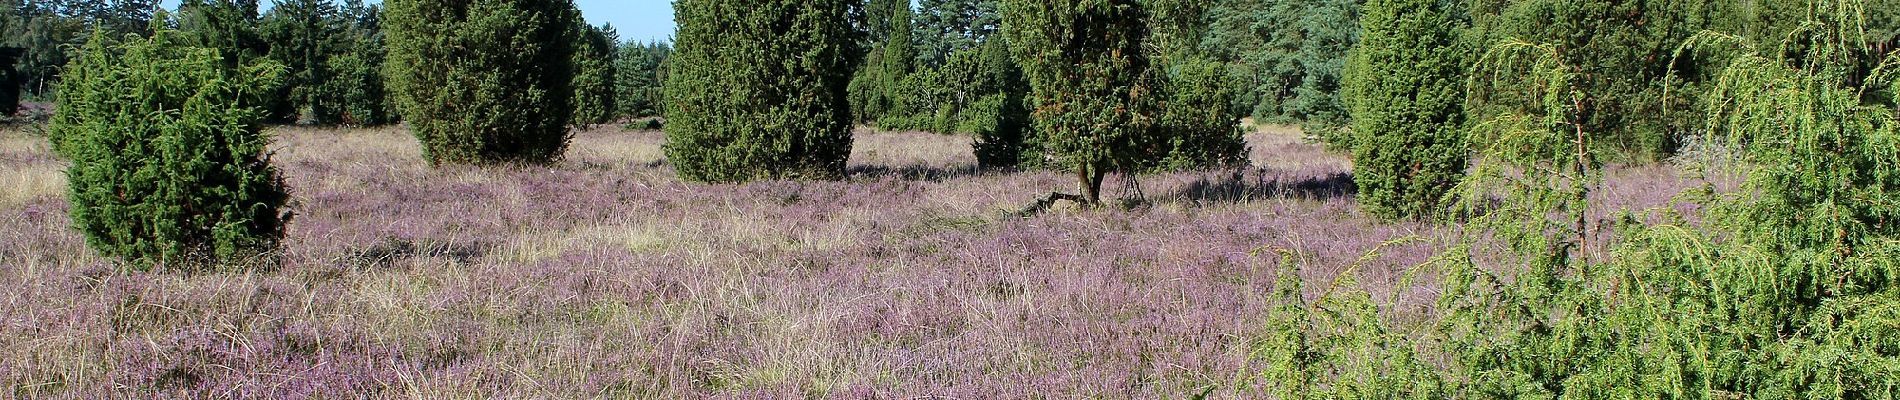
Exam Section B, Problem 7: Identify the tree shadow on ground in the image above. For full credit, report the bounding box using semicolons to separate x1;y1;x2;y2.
847;164;988;182
1167;169;1357;204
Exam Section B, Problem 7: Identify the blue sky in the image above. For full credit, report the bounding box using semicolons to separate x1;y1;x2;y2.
157;0;680;44
580;0;676;44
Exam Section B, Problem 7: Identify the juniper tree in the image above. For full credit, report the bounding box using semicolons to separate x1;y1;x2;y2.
1252;3;1900;398
1340;0;1467;221
329;0;391;125
49;27;289;270
1004;0;1157;205
1145;0;1248;172
665;0;859;182
384;0;579;165
175;0;268;65
963;38;1034;169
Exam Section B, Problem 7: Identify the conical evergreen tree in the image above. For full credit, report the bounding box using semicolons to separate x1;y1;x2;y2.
1341;0;1467;220
664;0;859;182
384;0;580;165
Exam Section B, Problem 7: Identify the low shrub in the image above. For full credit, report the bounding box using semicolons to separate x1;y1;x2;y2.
49;28;291;270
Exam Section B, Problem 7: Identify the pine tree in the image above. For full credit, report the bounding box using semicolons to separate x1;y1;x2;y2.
383;0;580;165
261;0;344;123
915;0;1001;67
664;0;859;182
614;40;668;120
1205;0;1362;144
571;22;618;125
1341;0;1467;220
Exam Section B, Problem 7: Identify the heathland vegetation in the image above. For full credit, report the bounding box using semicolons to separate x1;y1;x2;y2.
1;0;1898;397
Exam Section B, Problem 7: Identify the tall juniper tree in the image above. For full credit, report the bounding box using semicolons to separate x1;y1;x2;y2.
571;22;618;125
1340;0;1467;220
665;0;859;182
261;0;343;123
1004;0;1157;205
384;0;580;165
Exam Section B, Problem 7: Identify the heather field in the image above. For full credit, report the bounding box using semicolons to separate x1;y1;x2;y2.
1;125;1692;398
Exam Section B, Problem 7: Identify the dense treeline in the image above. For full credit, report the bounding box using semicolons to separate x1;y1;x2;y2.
2;0;667;126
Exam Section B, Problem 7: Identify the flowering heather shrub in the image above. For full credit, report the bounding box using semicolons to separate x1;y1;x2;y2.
48;28;289;270
383;0;579;165
7;123;1629;397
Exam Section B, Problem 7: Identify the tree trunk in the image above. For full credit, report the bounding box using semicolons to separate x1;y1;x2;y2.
1079;163;1107;205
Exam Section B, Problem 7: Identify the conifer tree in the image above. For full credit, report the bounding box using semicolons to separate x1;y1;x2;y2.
384;0;580;165
571;22;618;125
1341;0;1467;220
330;0;392;125
1004;0;1157;205
50;28;289;270
665;0;859;182
261;0;344;123
614;40;667;120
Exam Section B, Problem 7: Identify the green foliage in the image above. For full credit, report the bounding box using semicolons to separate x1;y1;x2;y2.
1250;5;1900;398
1341;0;1468;221
1004;0;1158;204
49;28;289;270
614;40;668;119
1205;0;1361;142
176;0;268;65
2;2;80;98
384;0;579;165
260;0;343;123
2;0;159;98
1248;244;1447;399
1149;56;1249;172
862;0;916;127
914;0;1001;67
328;0;391;126
664;0;858;182
1465;0;1711;161
570;22;618;125
965;38;1035;169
